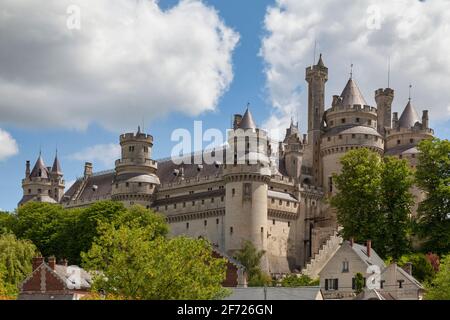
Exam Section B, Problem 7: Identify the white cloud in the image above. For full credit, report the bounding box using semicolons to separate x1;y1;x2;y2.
69;143;121;168
0;129;19;161
0;0;239;131
261;0;450;135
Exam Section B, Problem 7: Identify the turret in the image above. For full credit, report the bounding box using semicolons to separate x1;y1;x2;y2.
223;107;271;272
283;120;303;180
305;53;328;187
375;88;394;135
49;152;65;202
111;127;160;207
19;153;58;206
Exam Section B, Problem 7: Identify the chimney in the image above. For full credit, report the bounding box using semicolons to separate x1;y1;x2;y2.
366;240;372;257
422;110;429;129
403;262;413;275
48;256;56;270
32;256;44;271
84;162;93;178
25;160;30;177
350;237;354;247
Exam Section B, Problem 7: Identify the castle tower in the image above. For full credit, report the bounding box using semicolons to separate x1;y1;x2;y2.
49;152;65;202
375;88;394;135
385;99;434;166
19;153;58;206
321;76;384;195
111;126;160;207
305;54;328;187
282;119;304;180
223;108;272;271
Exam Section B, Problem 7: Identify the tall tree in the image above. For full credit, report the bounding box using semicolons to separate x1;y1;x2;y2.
0;233;37;296
330;148;383;244
415;138;450;255
331;148;414;259
380;156;414;259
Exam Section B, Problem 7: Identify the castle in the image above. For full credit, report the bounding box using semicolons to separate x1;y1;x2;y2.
19;55;434;275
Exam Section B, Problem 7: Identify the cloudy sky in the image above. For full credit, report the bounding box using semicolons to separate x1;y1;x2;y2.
0;0;449;211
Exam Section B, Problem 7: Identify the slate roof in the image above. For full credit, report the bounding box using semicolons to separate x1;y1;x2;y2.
385;145;419;156
324;125;382;137
239;108;257;129
51;155;62;174
398;100;420;128
268;190;298;202
350;242;386;268
29;155;49;179
340;78;368;107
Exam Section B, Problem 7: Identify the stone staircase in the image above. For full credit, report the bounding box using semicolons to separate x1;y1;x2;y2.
301;230;343;279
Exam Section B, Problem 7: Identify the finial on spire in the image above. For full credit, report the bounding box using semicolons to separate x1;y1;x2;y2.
350;63;354;79
137;125;141;134
246;102;250;110
409;84;412;102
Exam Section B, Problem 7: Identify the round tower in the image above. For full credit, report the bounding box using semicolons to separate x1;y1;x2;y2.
111;127;160;207
321;77;384;195
223;108;271;272
19;154;58;206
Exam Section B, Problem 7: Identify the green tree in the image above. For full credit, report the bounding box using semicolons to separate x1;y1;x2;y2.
393;253;436;284
380;156;414;259
331;148;414;259
281;274;318;287
0;211;15;235
330;148;383;245
82;215;228;300
415;138;450;255
426;254;450;300
0;233;37;296
354;272;364;294
234;240;271;286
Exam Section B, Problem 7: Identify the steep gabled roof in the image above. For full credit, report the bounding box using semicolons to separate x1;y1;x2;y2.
29;155;49;179
340;78;368;107
398;100;420;128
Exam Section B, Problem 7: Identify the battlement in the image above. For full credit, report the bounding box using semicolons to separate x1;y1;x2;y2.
327;104;377;114
386;126;434;137
375;88;394;97
119;132;153;143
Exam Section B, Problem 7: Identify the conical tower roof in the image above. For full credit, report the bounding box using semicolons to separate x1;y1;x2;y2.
398;100;420;128
239;108;257;129
317;53;325;67
30;154;49;179
340;78;368;107
51;154;62;174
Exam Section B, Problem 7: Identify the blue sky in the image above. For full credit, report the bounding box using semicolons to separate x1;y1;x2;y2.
0;0;449;211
